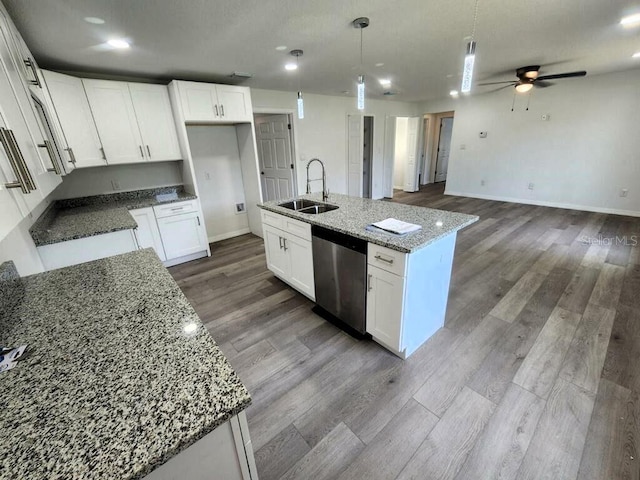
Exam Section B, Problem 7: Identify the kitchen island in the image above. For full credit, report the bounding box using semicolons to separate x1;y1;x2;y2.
259;193;478;358
0;249;256;479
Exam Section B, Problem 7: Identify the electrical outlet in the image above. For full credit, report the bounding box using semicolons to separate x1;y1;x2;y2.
460;144;466;150
480;179;486;186
235;203;246;214
620;188;629;198
205;172;211;180
528;182;535;190
111;180;121;190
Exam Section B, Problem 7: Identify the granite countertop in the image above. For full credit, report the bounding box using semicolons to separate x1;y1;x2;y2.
0;249;251;479
30;186;197;247
259;193;478;253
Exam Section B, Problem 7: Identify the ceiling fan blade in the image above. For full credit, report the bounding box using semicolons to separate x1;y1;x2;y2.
478;80;517;86
486;84;515;93
536;71;586;81
533;80;553;88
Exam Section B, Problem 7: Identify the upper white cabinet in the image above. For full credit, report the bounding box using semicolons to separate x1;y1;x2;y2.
83;79;181;165
174;80;253;123
42;70;106;168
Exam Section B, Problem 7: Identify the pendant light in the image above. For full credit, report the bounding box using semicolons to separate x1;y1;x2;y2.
460;0;480;93
353;17;369;110
290;49;304;119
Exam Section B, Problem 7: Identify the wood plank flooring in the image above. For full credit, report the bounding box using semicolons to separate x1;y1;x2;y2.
169;184;640;480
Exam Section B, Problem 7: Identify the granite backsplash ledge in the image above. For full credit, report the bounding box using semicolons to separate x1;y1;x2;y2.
56;184;195;208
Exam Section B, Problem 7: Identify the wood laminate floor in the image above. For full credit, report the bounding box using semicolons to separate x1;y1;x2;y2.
169;184;640;480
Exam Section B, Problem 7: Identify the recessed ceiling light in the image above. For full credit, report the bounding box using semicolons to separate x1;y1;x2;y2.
375;63;384;67
379;79;391;86
84;16;105;24
620;13;640;26
285;63;297;71
633;51;640;58
450;90;459;96
275;45;287;51
107;38;130;49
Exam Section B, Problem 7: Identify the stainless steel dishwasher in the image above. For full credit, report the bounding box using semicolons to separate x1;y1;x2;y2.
311;225;368;335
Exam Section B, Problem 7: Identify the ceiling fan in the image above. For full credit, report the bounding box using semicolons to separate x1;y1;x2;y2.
479;65;587;93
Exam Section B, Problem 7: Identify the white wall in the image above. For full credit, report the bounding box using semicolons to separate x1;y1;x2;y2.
250;89;420;199
54;161;183;199
186;125;250;242
393;117;408;189
422;68;640;216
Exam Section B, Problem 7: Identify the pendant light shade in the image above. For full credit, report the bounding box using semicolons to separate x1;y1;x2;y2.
353;17;369;111
357;75;365;110
297;91;304;119
461;41;476;93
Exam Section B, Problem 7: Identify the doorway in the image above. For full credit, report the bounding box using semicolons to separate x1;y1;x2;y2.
434;116;454;183
254;114;296;201
362;116;373;198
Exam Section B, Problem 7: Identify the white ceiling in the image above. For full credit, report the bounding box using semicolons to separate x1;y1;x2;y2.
4;0;640;102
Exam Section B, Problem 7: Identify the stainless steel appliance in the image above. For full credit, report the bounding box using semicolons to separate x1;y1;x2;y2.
311;225;367;335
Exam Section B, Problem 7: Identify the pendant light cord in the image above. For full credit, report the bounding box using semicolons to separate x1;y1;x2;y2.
360;28;363;67
471;0;480;40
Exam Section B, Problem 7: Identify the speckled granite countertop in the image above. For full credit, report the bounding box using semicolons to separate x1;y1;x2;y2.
259;193;478;253
0;249;251;480
0;261;18;282
30;186;197;247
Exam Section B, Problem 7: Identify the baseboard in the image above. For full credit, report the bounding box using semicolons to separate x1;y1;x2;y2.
163;250;208;267
208;227;251;243
445;190;640;218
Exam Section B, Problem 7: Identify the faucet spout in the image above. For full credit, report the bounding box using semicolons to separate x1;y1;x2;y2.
306;158;328;201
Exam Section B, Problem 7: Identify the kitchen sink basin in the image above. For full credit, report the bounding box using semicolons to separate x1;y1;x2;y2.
278;199;339;214
297;204;339;214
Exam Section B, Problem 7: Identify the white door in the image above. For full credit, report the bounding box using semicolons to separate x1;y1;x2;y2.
128;83;181;162
176;81;219;122
435;117;454;183
347;114;363;197
216;85;252;122
366;264;405;352
263;225;290;279
383;116;396;198
42;70;105;168
286;234;315;299
83;79;145;164
403;116;421;192
255;114;294;201
130;207;167;261
157;212;208;260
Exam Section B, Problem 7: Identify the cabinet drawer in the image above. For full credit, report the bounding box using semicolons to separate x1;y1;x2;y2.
367;243;407;277
153;200;198;218
261;209;285;229
283;216;311;241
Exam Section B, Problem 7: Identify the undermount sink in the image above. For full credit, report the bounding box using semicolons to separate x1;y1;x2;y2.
278;199;339;214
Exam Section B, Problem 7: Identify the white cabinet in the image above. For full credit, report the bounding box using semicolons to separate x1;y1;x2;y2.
261;211;315;300
174;80;253;123
42;70;106;168
154;200;208;262
130;207;167;261
83;79;181;165
366;264;405;352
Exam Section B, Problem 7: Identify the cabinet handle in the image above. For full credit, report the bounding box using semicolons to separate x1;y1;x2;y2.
39;140;61;175
197;216;201;226
278;236;283;249
374;255;394;265
146;145;151;157
0;128;29;193
5;129;36;191
139;145;144;158
99;147;106;160
282;237;288;251
367;274;373;292
214;105;219;117
23;58;41;87
65;147;77;164
220;105;225;117
170;207;184;211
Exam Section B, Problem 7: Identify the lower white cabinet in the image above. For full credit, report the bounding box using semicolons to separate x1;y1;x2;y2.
37;229;138;271
130;207;166;261
156;211;208;260
262;211;314;300
366;264;405;353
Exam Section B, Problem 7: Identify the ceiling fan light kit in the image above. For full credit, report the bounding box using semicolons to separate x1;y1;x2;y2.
353;17;369;110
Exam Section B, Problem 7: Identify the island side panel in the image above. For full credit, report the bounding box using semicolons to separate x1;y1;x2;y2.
402;231;457;357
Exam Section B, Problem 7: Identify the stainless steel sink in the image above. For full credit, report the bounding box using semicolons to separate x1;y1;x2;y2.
278;199;339;214
297;204;339;214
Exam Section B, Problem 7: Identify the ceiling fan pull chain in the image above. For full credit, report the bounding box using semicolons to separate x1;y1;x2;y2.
525;90;532;111
511;90;516;112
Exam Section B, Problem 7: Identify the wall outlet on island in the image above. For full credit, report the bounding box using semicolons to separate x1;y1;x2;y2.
235;203;246;214
620;188;629;197
480;179;486;186
528;182;535;190
111;180;121;190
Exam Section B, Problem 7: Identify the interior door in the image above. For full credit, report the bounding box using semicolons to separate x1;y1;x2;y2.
435;117;454;183
347;114;363;197
383;116;396;198
255;114;294;201
403;116;422;192
362;116;373;198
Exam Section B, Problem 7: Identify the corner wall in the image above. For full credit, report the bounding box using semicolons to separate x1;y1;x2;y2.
421;68;640;216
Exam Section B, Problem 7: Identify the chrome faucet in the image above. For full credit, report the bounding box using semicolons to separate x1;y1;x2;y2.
306;158;329;201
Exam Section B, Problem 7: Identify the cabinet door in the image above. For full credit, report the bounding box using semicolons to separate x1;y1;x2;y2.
156;212;208;260
263;224;290;279
130;207;167;261
42;70;105;168
83;79;145;164
216;85;252;122
128;83;181;162
176;81;219;122
0;116;26;241
366;264;405;353
286;234;314;299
